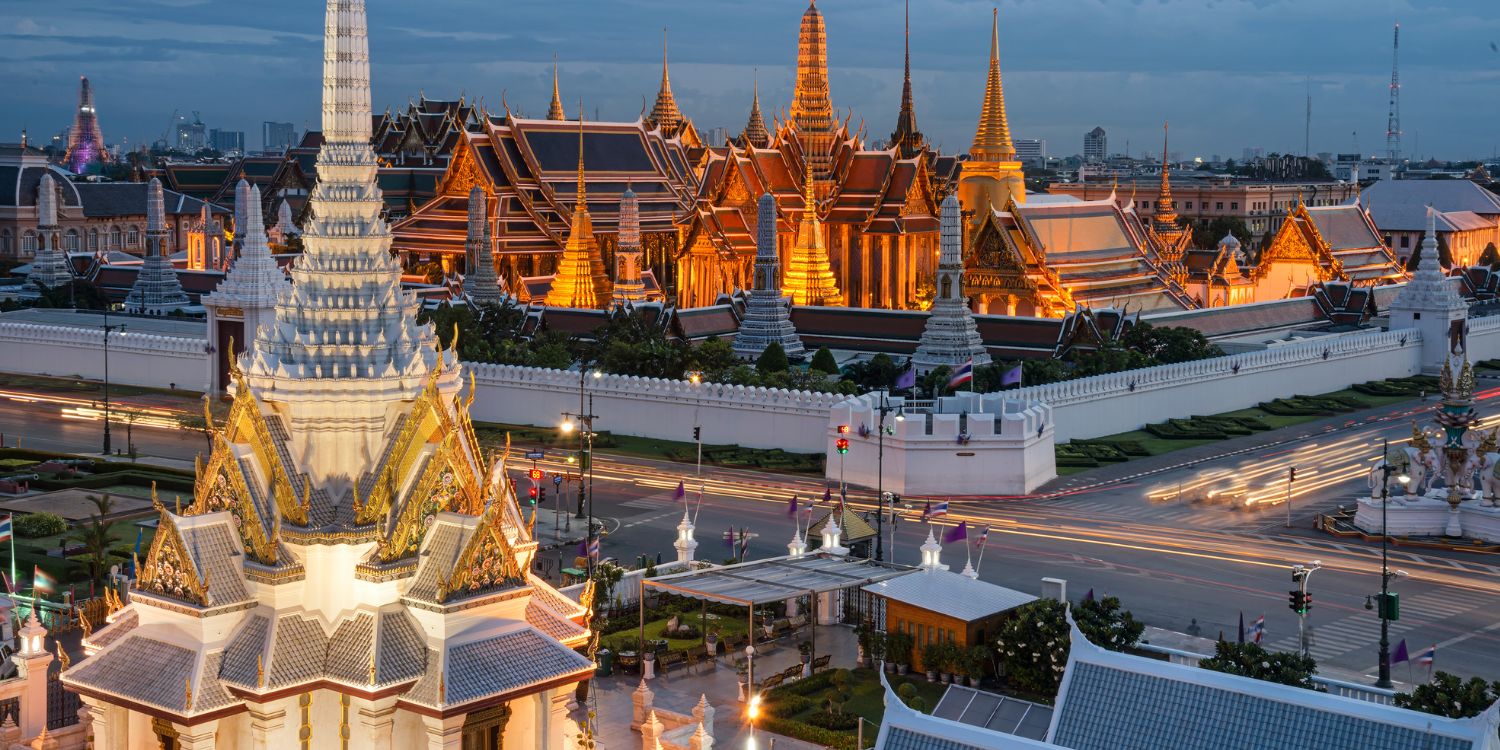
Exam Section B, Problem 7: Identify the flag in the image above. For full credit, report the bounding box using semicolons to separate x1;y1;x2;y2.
822;487;832;504
1250;615;1265;644
1001;364;1023;388
674;482;686;501
577;539;588;557
920;501;932;521
737;527;751;560
1083;588;1095;603
942;522;967;544
977;525;991;550
786;495;799;517
948;360;974;389
587;536;601;561
33;566;56;596
724;526;736;549
1414;644;1436;667
895;366;917;391
0;514;11;544
1238;611;1245;644
1392;639;1409;665
928;501;949;519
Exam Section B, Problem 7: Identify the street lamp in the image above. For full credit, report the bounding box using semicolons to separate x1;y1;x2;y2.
1289;560;1322;659
100;306;124;456
1372;438;1410;689
873;390;904;563
562;370;601;575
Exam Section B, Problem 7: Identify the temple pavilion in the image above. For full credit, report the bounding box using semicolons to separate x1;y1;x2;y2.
63;3;595;748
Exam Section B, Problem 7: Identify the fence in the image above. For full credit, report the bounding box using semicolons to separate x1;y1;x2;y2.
1133;642;1397;705
0;320;209;391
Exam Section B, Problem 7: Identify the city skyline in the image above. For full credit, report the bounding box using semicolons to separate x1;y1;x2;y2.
4;0;1497;160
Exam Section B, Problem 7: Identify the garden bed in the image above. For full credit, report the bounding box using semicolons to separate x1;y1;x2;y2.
760;667;946;750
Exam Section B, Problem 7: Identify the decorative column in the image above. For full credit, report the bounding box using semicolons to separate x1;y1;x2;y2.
630;678;654;730
421;714;465;750
640;710;663;750
247;705;288;750
786;530;806;618
79;696;120;750
356;698;397;749
170;720;220;750
14;610;50;741
674;511;697;564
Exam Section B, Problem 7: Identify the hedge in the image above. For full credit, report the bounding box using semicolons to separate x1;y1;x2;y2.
15;513;67;539
759;716;861;750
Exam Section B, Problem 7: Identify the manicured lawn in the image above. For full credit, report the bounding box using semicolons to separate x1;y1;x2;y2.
762;667;948;749
600;610;753;653
474;420;824;473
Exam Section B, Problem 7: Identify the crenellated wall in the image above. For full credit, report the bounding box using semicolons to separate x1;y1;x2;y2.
464;362;846;453
0;321;210;391
1012;327;1430;443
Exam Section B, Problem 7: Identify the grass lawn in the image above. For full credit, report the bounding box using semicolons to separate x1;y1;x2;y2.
763;667;947;749
474;420;824;474
601;610;753;653
15;519;154;586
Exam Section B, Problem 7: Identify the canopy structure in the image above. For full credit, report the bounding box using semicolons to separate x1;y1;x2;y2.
642;552;914;606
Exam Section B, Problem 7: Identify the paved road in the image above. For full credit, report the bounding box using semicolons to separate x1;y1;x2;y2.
7;385;1500;687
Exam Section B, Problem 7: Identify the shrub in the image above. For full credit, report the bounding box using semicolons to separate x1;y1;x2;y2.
810;347;839;375
804;711;859;730
16;512;67;539
766;695;814;718
757;342;790;374
759;717;859;750
1394;672;1500;719
1199;641;1317;689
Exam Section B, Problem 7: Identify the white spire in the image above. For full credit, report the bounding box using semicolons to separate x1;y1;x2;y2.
124;178;190;315
733;192;805;360
611;185;647;305
24;173;72;294
234;179;251;252
919;528;947;572
38;173;58;227
208;184;288;307
1392;205;1465;314
464;186;503;304
913;194;990;374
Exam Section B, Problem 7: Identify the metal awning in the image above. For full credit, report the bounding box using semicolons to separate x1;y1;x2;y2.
642;553;915;606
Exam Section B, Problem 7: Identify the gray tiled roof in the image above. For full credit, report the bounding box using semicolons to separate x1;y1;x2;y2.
323;613;376;684
193;652;237;712
219;614;270;687
1050;661;1475;750
527;574;583;614
376;609;429;686
526;600;587;642
881;727;995;750
73;182;228;219
64;635;198;713
1362;180;1500;231
87;609;138;650
406;520;468;603
179;519;250;607
408;628;592;708
267;614;327;688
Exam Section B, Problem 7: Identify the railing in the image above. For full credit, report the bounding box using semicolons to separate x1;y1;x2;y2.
1134;642;1398;705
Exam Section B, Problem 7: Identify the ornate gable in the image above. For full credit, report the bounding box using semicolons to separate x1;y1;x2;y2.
1252;203;1345;283
216;371;310;527
190;433;279;565
436;137;487;199
139;503;209;607
377;429;485;563
436;501;524;603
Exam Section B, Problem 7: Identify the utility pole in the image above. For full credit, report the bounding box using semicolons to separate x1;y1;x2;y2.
1289;561;1321;658
100;306;123;456
1369;438;1408;688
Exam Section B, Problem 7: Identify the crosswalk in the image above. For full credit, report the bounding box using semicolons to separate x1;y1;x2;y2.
1263;589;1493;662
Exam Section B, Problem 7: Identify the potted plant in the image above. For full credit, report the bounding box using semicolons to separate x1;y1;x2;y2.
965;645;989;687
705;628;720;656
855;621;873;668
937;642;956;684
867;628;886;669
892;633;912;675
921;643;943;683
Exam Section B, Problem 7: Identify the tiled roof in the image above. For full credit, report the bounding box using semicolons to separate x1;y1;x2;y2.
179;518;250;607
812;507;877;542
267;614;328;688
433;628;593;707
87;609;138;650
64;635;201;713
73;182;228;219
1362;180;1500;231
526;599;588;643
406;517;469;603
323;613;376;684
375;609;429;686
219;613;270;688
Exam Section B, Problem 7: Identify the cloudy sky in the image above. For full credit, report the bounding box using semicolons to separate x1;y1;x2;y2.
4;0;1498;161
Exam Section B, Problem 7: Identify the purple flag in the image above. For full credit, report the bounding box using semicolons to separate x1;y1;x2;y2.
1238;611;1245;644
1083;588;1095;603
577;539;588;557
674;482;686;501
1001;365;1023;387
724;526;735;549
1392;639;1409;664
942;521;967;544
822;487;832;504
786;495;799;516
895;367;916;390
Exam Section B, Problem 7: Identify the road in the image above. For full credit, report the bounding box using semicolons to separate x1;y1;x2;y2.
6;385;1500;686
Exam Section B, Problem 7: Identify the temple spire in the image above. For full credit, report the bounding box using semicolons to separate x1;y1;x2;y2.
733;193;806;360
1153;121;1179;232
792;0;837;180
890;0;925;159
913;195;990;374
464;187;503;304
545;111;610;308
782;163;843;307
612;185;647;305
124;178;190;315
547;56;566;121
970;8;1016;162
741;72;770;148
23;173;72;294
648;29;682;132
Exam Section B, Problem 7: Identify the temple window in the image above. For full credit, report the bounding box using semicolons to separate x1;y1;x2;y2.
127;227;140;247
66;230;79;251
88;228;99;251
21;231;35;254
0;229;10;255
1230;202;1239;210
1400;235;1410;248
1216;202;1223;210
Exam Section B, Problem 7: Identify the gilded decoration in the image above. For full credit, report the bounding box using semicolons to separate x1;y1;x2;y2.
190;432;278;564
212;372;310;527
439;142;486;199
901;173;929;218
355;367;456;526
436;501;523;602
379;432;480;562
138;507;209;607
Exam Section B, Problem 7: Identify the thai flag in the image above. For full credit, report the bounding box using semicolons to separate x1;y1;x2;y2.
928;501;949;519
948;360;974;389
587;536;601;560
1414;644;1436;667
1249;615;1265;644
0;514;11;543
33;566;56;596
977;526;990;550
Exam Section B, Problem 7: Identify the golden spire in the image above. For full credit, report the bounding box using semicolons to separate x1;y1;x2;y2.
970;8;1016;162
1153;121;1180;231
783;161;844;307
742;71;770;148
648;28;682;132
547;55;566;121
890;0;925;159
545;109;610;308
792;0;837;181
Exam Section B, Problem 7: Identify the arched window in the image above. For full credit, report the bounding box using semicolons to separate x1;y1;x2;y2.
88;228;99;252
65;230;80;252
126;226;140;248
0;228;11;256
21;231;36;255
109;226;122;251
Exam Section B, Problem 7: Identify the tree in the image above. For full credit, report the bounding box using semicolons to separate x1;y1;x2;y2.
1022;358;1071;385
67;494;120;587
1478;242;1500;269
1121;322;1222;364
1190;217;1253;251
756;341;789;375
687;337;738;378
994;599;1071;697
1074;596;1143;652
809;347;839;375
1069;341;1152;378
840;353;902;392
1198;640;1317;689
1394;672;1500;719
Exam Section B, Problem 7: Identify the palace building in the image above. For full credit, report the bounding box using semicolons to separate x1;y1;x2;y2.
63;3;595;748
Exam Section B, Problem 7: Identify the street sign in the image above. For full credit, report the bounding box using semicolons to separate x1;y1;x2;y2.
552;474;563;486
525;450;545;460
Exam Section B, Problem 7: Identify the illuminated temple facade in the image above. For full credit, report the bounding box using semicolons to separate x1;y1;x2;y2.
64;3;594;747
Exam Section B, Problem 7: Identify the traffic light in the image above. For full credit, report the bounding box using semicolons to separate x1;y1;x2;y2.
1303;592;1313;613
538;485;547;504
528;486;538;504
835;438;849;454
693;426;701;441
1289;467;1297;482
1288;589;1307;614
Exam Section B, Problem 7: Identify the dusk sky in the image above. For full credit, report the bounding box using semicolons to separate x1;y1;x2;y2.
4;0;1497;161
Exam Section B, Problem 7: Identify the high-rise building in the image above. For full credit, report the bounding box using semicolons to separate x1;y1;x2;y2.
63;76;110;174
261;121;296;152
1084;126;1107;162
174;115;207;151
209;128;244;154
1014;138;1046;166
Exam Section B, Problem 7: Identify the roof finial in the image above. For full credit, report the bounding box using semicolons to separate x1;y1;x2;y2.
648;28;682;131
1153;121;1179;231
969;7;1015;161
576;101;587;209
548;54;566;121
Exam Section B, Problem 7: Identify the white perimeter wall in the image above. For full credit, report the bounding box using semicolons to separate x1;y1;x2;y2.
465;362;845;453
1012;327;1429;443
0;321;210;391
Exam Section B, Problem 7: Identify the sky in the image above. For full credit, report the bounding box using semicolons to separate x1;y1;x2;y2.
4;0;1499;161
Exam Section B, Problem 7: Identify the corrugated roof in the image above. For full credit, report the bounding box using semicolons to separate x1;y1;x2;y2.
862;568;1036;622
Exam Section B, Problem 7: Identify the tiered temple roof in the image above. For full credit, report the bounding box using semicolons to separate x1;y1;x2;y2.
733;192;806;360
122;178;191;314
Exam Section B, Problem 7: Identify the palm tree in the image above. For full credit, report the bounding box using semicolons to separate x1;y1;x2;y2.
67;494;120;588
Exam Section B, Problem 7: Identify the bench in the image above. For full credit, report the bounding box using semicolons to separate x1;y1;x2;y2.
811;654;831;673
758;673;785;691
658;650;688;672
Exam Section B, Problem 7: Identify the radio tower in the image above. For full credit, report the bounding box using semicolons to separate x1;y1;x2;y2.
1385;22;1402;163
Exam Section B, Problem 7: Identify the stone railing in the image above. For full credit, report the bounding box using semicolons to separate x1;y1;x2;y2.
1008;328;1423;442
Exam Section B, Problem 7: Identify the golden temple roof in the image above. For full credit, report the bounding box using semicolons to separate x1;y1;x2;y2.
783;162;844;307
970;8;1016;163
792;0;834;135
648;29;683;132
1153;122;1181;233
545;114;610;308
547;57;566;121
742;74;770;148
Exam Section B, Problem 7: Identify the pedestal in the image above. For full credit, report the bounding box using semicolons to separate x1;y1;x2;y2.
172;720;220;750
1446;506;1464;537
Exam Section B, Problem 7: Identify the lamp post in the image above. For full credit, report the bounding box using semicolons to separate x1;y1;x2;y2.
1370;438;1409;689
100;306;124;456
873;391;904;563
561;370;601;575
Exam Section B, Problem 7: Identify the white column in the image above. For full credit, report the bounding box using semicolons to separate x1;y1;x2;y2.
172;719;220;750
357;698;398;749
422;713;465;750
247;705;287;750
80;696;121;750
13;611;50;741
675;511;698;564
